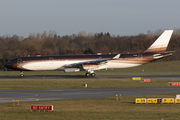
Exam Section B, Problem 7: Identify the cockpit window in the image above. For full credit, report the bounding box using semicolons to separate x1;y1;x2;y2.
8;60;13;63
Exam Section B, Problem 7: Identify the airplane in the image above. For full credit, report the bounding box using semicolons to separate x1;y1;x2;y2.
4;30;173;77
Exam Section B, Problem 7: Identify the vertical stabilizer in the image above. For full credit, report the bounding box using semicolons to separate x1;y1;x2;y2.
144;30;173;53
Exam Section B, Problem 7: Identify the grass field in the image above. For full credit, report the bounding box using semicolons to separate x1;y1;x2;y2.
0;78;180;89
0;61;180;120
0;78;180;120
0;94;180;120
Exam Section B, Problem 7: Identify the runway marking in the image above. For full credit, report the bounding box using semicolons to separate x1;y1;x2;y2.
48;90;64;91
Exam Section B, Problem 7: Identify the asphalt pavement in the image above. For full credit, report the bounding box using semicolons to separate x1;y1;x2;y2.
0;88;180;103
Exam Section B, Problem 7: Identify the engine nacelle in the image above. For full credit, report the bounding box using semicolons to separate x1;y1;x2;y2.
64;68;80;73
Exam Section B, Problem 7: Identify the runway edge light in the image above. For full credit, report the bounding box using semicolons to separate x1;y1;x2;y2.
16;99;19;106
119;94;122;100
12;100;15;107
116;94;119;100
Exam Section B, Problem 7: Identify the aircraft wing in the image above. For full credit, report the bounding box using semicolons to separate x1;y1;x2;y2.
81;54;120;64
64;54;120;72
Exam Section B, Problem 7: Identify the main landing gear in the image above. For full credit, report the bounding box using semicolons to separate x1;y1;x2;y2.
85;71;96;77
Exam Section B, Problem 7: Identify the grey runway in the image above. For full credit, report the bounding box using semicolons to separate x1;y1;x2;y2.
0;88;180;103
1;75;180;79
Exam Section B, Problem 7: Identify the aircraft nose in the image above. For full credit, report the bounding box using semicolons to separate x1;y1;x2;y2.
4;62;7;67
4;62;11;69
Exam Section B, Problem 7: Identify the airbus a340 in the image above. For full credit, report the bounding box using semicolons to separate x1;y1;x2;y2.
4;30;173;77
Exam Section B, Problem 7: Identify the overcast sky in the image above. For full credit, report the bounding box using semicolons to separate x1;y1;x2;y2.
0;0;179;37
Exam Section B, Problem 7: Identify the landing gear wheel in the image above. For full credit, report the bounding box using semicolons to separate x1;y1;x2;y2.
91;73;96;77
85;73;90;77
20;74;24;77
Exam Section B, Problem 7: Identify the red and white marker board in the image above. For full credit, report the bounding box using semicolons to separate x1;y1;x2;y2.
31;105;53;111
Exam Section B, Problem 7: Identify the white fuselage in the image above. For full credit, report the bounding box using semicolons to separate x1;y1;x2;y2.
21;59;142;71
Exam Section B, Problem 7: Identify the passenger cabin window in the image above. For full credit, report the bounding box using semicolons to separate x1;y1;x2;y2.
49;57;53;60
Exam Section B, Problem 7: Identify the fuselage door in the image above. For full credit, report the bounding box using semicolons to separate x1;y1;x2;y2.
49;57;54;64
138;54;142;61
17;58;22;64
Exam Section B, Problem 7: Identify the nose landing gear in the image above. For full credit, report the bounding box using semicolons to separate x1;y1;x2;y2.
20;71;24;77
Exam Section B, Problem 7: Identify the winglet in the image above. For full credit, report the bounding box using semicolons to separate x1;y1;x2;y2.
112;54;120;59
144;30;173;53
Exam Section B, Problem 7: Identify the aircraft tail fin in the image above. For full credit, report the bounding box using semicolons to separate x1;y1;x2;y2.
143;30;173;53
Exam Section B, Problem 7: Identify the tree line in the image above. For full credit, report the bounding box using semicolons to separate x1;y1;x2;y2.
1;29;180;70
